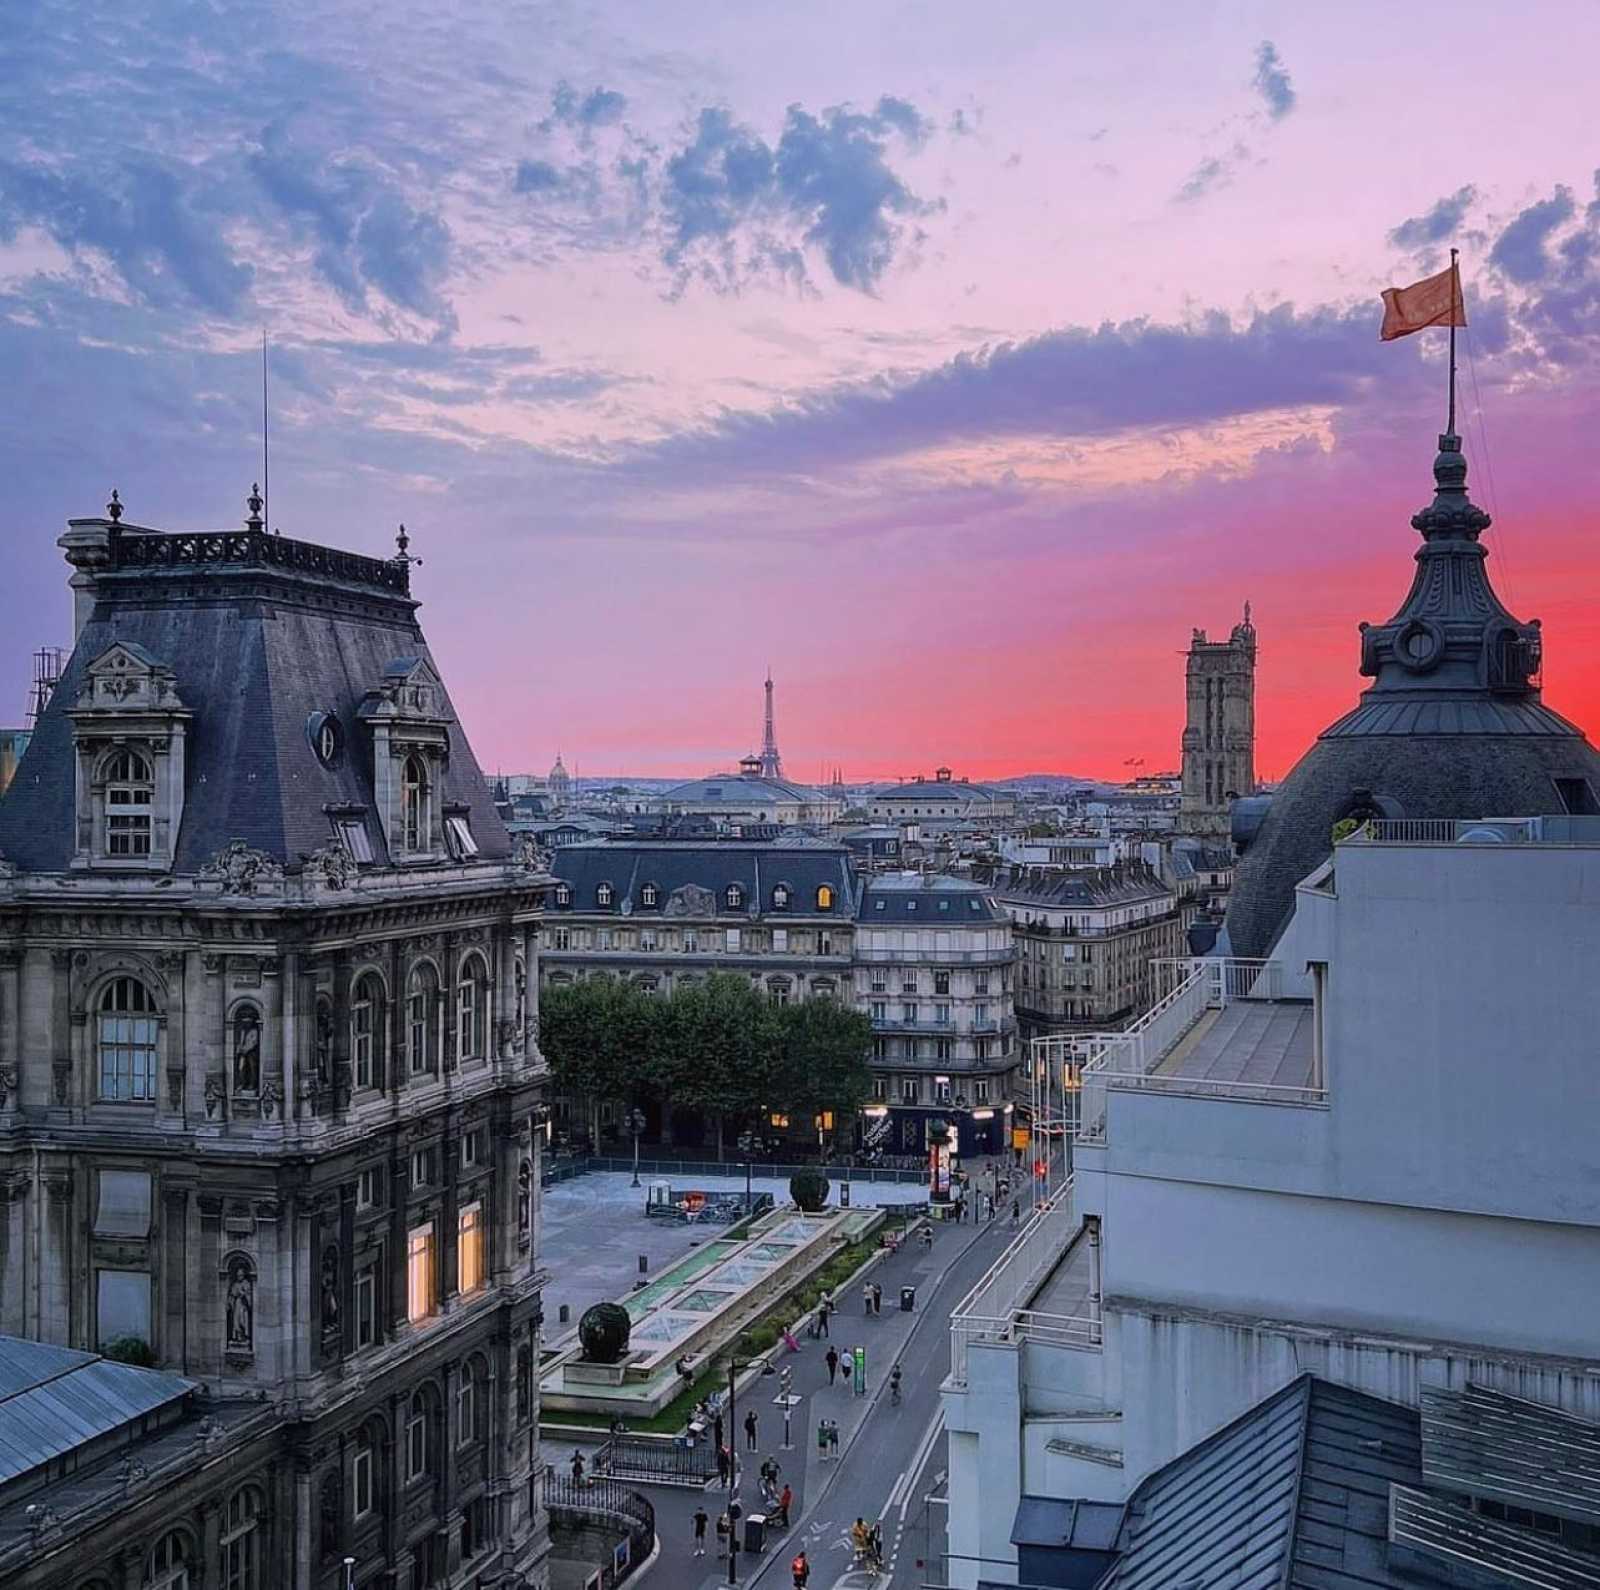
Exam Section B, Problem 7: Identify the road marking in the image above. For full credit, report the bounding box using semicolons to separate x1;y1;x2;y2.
899;1409;945;1522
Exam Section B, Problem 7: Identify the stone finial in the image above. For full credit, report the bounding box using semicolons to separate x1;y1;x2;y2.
245;483;264;531
107;488;123;522
394;523;422;568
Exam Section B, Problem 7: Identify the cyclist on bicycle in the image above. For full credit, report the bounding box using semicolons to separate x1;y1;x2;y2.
889;1364;903;1404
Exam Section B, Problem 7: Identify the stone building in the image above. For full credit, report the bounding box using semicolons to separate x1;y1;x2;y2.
0;494;553;1589
649;761;844;828
1177;605;1256;837
987;863;1181;1043
862;768;1016;824
854;873;1016;1159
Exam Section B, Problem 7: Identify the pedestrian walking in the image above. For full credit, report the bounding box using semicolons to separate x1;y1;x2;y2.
714;1413;724;1453
569;1450;585;1485
827;1420;840;1458
791;1548;811;1588
716;1512;730;1558
825;1345;839;1384
716;1445;730;1486
871;1282;882;1315
745;1408;759;1451
818;1298;831;1338
779;1482;793;1528
862;1281;873;1315
693;1507;708;1556
1012;1198;1021;1226
816;1419;828;1459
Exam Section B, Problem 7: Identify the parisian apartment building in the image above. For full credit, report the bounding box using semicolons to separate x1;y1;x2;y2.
0;497;553;1590
538;840;1017;1158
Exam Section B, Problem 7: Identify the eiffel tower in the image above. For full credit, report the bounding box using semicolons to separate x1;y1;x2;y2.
758;669;783;779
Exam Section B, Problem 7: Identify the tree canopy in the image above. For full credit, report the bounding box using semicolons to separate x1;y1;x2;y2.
539;972;874;1148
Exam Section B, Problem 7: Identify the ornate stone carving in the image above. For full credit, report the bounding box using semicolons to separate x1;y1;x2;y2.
260;1077;282;1119
320;1245;341;1335
664;883;716;918
517;1158;532;1245
202;953;224;975
510;833;553;874
155;950;185;974
232;1006;261;1094
304;845;353;892
0;1068;16;1110
196;840;284;897
204;1073;227;1119
45;1174;73;1204
51;1060;70;1107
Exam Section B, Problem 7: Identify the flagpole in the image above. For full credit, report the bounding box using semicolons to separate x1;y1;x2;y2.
1448;247;1459;436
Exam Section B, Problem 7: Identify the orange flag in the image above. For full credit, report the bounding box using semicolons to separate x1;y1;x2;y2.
1380;262;1466;341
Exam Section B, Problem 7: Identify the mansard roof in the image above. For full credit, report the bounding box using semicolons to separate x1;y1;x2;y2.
0;513;508;872
548;838;856;914
985;861;1172;909
856;872;1004;922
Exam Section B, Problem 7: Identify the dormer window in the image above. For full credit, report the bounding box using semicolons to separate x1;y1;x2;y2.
641;883;660;908
402;756;430;852
772;884;791;910
104;749;154;856
554;884;572;907
596;882;615;908
816;884;834;911
444;814;478;859
726;884;744;909
333;815;375;864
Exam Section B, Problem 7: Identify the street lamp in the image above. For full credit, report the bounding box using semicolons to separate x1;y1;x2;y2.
342;1557;355;1590
737;1130;756;1214
627;1107;647;1189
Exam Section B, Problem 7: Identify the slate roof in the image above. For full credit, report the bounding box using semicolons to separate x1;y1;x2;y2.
0;1336;195;1489
548;839;857;915
868;780;1005;804
1097;1375;1600;1590
1102;1376;1424;1590
0;522;509;871
857;872;1003;922
984;862;1172;911
655;772;829;806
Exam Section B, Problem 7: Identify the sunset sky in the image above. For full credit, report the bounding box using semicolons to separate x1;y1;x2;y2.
3;1;1598;782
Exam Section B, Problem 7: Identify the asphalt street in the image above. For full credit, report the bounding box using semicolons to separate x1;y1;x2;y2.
584;1203;1015;1590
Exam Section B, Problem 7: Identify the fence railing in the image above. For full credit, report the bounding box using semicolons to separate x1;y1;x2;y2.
948;1185;1098;1384
592;1433;718;1487
569;1155;928;1185
543;1472;656;1585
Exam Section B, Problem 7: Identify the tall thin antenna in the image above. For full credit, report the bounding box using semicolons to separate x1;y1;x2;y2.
1447;247;1459;436
261;329;271;534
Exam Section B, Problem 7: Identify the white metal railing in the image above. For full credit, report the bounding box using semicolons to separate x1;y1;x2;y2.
1349;817;1539;845
1071;959;1285;1142
948;1186;1100;1384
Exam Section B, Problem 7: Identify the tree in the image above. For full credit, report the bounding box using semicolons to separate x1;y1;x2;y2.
658;974;770;1161
766;997;874;1154
540;978;657;1146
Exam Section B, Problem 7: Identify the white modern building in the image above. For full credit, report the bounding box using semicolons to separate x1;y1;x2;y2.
942;815;1600;1586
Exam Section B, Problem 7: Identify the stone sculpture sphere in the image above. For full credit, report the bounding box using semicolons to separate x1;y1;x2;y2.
579;1302;632;1364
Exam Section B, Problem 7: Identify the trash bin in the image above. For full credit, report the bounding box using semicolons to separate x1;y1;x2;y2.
744;1514;767;1554
901;1286;916;1312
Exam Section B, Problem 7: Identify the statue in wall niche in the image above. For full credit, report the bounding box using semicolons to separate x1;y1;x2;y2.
233;1007;261;1094
226;1256;255;1350
314;998;333;1087
319;1471;341;1559
515;1344;532;1422
320;1246;340;1330
517;1158;532;1239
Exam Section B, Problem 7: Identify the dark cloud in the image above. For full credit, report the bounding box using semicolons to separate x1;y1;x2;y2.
1388;186;1477;250
514;159;565;194
1177;156;1230;203
660;97;938;292
543;82;628;134
1490;188;1575;283
1251;41;1296;120
354;194;454;328
0;157;251;314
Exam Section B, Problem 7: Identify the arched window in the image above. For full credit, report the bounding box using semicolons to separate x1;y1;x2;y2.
726;883;744;909
816;884;834;910
104;748;154;857
401;755;430;852
457;1357;479;1445
144;1531;191;1590
231;1003;261;1095
99;977;159;1101
408;964;439;1075
771;884;790;910
406;1387;434;1481
352;973;385;1090
221;1486;264;1590
353;1419;384;1521
456;954;487;1061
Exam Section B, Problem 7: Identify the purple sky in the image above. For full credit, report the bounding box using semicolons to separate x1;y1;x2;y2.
2;1;1597;780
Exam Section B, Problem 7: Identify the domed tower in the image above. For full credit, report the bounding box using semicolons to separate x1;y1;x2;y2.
548;751;571;808
1226;429;1600;958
